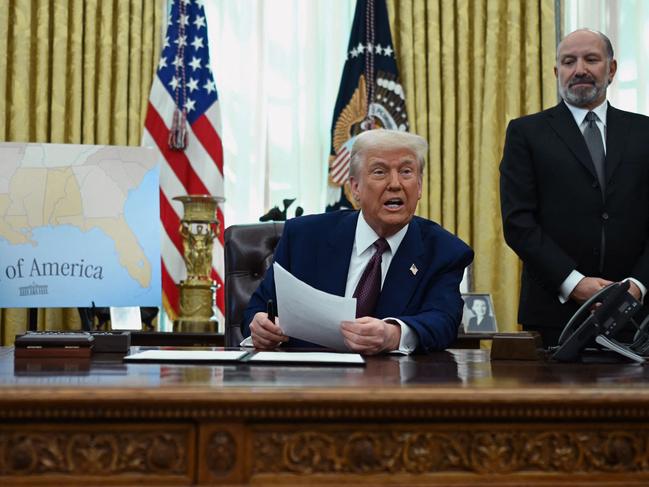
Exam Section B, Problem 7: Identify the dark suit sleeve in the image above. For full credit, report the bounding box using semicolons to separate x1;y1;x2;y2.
500;119;578;290
241;224;290;337
396;244;474;352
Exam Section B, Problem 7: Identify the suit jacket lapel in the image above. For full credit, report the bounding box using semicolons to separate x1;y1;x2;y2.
322;211;358;296
546;102;598;180
604;104;630;186
375;219;425;317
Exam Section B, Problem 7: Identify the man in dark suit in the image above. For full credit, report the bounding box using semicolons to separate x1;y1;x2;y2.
500;29;649;347
244;129;473;354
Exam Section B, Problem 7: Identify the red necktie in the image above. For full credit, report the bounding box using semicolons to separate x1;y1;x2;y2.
353;238;390;318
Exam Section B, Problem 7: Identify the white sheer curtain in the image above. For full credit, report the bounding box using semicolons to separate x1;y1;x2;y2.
564;0;649;114
203;0;355;225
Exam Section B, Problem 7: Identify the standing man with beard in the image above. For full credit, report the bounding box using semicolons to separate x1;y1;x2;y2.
500;29;649;347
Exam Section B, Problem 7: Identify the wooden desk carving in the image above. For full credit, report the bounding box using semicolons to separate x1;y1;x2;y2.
1;348;649;486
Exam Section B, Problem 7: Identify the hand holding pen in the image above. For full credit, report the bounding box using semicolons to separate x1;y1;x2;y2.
249;299;288;349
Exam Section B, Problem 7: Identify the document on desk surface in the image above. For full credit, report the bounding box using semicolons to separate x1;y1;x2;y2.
124;350;248;362
248;351;364;365
274;263;356;351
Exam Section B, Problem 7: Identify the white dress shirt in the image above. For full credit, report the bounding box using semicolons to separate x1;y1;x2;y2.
558;100;646;302
345;212;418;354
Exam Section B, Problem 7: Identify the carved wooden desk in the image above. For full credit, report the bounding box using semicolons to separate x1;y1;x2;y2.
1;346;649;486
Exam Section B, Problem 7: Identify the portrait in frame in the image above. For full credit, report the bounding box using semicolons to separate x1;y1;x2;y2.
461;293;498;333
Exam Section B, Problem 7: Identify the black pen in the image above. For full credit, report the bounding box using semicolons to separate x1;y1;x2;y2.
267;299;275;324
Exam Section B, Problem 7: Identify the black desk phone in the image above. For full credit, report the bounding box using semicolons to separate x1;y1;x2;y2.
552;280;649;363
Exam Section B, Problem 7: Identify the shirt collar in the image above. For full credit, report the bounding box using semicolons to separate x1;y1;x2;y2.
355;211;409;256
564;99;608;127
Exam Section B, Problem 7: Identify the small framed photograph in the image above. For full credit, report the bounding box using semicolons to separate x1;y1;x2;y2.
461;293;497;333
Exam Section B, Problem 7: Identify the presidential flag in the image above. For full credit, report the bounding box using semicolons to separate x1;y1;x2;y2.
142;0;225;325
326;0;409;211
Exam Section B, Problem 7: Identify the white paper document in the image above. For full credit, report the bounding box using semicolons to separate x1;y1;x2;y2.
273;262;357;351
249;351;364;365
125;350;248;362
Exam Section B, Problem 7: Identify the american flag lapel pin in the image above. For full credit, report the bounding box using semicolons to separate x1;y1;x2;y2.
410;264;418;275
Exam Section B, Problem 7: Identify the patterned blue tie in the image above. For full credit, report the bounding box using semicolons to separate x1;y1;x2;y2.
353;238;390;318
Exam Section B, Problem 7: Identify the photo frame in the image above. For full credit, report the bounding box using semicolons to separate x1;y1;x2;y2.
461;293;498;333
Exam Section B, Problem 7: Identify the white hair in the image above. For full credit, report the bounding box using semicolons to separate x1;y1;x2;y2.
349;129;428;179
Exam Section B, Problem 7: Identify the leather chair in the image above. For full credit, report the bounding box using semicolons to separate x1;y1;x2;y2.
223;222;284;347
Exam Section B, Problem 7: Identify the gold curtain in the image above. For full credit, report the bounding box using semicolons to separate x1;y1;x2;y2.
0;0;163;344
388;0;557;331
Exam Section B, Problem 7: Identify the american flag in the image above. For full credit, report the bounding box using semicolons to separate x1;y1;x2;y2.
329;138;354;185
142;0;225;325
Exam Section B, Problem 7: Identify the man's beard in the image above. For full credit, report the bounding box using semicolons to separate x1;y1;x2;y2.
559;75;608;107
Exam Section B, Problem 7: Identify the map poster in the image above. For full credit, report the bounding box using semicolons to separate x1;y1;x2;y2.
0;143;161;308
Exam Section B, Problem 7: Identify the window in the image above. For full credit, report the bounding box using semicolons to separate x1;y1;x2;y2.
564;0;649;114
204;0;355;224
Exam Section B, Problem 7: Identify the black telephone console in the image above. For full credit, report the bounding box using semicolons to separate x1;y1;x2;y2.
552;280;649;363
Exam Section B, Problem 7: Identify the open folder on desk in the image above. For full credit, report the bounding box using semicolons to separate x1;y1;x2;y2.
248;351;364;365
124;350;248;362
123;349;364;365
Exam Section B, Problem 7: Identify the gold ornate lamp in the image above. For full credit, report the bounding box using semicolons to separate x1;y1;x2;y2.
173;195;224;332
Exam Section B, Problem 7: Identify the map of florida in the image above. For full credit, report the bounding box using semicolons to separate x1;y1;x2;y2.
0;145;155;288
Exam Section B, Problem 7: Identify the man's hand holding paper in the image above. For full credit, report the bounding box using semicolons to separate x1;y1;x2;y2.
272;262;356;351
252;264;402;355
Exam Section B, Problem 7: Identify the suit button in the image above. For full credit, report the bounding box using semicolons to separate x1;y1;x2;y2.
593;248;599;255
592;181;599;188
602;212;609;220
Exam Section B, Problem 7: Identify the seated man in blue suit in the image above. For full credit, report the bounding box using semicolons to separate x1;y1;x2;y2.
243;129;473;354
